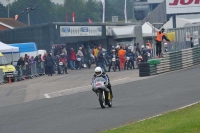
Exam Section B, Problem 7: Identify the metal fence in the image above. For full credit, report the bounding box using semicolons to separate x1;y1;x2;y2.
16;62;45;81
0;69;4;84
166;25;200;52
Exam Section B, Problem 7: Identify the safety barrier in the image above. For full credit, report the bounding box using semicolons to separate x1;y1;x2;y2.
0;69;4;84
17;62;45;80
166;25;200;52
148;47;200;76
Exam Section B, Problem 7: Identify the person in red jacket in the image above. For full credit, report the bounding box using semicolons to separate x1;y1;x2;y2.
70;48;76;70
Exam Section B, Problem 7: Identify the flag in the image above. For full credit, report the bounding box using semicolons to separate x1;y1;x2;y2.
15;14;18;20
88;18;92;23
66;13;68;22
72;12;75;22
101;0;105;23
124;0;127;23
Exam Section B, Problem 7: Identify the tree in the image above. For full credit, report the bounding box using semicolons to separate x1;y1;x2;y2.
85;0;101;22
9;0;61;25
64;0;87;22
0;2;7;18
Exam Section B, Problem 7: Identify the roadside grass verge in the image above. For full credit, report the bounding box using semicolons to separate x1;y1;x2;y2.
101;103;200;133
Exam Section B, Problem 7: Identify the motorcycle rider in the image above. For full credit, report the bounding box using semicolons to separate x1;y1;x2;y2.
108;49;120;72
92;67;113;98
141;45;148;62
59;53;68;74
125;48;135;70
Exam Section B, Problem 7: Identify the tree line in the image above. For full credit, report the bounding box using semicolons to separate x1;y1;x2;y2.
0;0;133;25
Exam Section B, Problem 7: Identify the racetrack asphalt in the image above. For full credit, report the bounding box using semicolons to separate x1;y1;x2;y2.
0;66;200;133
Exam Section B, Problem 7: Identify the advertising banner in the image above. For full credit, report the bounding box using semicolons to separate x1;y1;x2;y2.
193;31;199;46
166;0;200;14
60;26;102;37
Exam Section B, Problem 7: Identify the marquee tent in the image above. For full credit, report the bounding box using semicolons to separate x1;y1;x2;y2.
142;22;159;37
0;41;19;64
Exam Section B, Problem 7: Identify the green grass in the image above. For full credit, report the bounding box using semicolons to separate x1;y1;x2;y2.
101;103;200;133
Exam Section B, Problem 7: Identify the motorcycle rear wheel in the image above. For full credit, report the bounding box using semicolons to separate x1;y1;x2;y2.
99;91;106;109
112;62;116;72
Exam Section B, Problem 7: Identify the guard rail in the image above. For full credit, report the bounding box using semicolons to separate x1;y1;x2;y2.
139;47;200;76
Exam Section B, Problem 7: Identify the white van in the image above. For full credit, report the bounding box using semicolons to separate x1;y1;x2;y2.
38;50;47;57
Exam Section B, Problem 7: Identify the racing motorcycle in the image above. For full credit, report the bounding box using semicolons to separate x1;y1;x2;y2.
92;77;112;109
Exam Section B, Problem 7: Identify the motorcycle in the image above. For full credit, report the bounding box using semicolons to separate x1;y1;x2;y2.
92;77;112;108
111;55;117;72
136;56;143;69
58;58;67;74
76;56;82;69
145;46;151;60
90;53;95;64
125;56;132;70
164;42;168;52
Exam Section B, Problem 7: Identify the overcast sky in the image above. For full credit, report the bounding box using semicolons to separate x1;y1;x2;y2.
1;0;64;6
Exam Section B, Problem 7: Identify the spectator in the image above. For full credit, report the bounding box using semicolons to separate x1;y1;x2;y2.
70;48;76;70
24;54;29;64
81;45;87;58
118;46;126;69
42;53;47;61
42;53;48;74
17;57;25;81
45;53;54;76
98;47;107;72
34;54;42;63
62;46;67;56
28;56;35;75
93;46;99;66
77;47;84;68
17;57;25;66
125;44;129;52
135;43;141;56
191;37;194;48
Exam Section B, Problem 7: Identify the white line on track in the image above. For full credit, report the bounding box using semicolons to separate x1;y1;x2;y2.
44;94;50;98
44;77;130;98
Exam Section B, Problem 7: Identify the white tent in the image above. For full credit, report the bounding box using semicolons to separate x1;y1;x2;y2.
0;41;20;64
142;22;159;37
162;17;200;29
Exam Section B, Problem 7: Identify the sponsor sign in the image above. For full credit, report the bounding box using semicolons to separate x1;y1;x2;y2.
186;32;190;41
112;16;118;23
166;0;200;14
193;31;199;45
60;26;102;37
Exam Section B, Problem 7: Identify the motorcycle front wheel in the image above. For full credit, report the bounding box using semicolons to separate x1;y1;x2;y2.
112;62;116;72
99;91;106;109
59;66;63;74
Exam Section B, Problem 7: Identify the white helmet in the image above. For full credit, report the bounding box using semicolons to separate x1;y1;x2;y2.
141;45;145;49
95;67;102;77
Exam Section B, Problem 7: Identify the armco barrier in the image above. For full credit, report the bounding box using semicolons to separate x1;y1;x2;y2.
149;47;200;76
0;69;4;84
